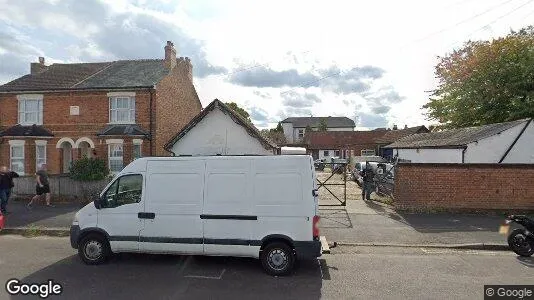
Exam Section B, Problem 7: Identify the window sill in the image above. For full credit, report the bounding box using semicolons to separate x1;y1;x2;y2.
19;123;43;126
108;122;136;125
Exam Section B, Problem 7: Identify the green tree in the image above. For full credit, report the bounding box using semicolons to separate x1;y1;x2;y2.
225;102;252;123
318;118;328;131
424;26;534;129
274;122;284;132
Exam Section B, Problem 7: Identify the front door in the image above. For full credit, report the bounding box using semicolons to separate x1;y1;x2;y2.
140;159;204;254
97;174;144;252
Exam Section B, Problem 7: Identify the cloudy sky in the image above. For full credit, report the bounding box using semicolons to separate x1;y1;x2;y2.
1;0;533;129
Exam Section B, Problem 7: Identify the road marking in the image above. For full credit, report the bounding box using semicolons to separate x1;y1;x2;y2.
184;268;226;280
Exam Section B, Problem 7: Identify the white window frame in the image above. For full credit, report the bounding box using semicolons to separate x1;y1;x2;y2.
297;129;305;138
334;150;340;157
132;139;143;160
107;139;124;173
17;95;43;125
109;96;135;124
361;149;376;156
35;140;47;169
9;140;25;175
323;150;330;157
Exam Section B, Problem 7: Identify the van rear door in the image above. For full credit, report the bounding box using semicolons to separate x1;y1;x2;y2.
140;159;204;254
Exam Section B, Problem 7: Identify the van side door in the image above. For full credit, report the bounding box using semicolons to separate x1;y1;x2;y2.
97;174;144;252
140;160;204;254
202;159;255;257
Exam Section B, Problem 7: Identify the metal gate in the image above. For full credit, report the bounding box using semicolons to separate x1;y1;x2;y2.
315;161;347;206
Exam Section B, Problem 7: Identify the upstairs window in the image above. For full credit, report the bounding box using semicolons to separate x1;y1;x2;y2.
109;96;135;124
18;95;43;125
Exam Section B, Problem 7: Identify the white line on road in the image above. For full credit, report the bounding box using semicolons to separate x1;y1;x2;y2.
184;268;226;280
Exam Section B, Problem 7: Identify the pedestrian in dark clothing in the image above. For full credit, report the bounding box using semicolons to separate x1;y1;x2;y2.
359;162;375;201
27;164;53;209
5;167;19;204
0;166;11;214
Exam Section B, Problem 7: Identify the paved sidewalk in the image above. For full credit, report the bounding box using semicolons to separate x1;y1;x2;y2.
319;199;510;247
2;200;79;230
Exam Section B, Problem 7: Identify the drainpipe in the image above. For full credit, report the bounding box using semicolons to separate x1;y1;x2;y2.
499;119;531;163
149;88;154;156
461;146;467;163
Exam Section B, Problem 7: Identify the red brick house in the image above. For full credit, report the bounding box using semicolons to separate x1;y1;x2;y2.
0;41;202;175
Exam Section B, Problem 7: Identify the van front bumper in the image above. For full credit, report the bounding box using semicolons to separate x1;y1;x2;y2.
70;225;80;249
294;240;322;259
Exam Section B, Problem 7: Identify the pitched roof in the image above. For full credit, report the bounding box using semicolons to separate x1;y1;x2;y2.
97;124;149;137
385;119;530;149
0;124;54;137
375;126;430;144
164;99;277;151
305;130;388;150
0;60;169;92
281;117;355;128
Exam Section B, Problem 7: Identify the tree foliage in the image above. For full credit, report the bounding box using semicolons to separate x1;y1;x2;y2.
424;26;534;129
225;102;252;123
318;118;328;131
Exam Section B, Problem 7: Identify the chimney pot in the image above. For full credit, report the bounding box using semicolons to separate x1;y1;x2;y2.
38;57;45;65
393;124;398;130
404;124;408;129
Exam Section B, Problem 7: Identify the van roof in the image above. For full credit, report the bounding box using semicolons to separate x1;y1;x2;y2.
121;155;312;173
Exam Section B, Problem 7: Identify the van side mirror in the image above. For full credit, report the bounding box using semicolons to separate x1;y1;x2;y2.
94;196;103;209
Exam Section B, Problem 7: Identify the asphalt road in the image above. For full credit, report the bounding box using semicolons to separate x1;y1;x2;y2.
0;235;533;300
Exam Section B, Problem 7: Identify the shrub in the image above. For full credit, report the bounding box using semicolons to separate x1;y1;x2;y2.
70;157;109;181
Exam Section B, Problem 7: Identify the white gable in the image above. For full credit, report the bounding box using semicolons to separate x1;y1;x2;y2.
169;108;274;156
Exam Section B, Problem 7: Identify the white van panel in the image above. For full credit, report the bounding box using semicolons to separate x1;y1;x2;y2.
203;159;255;257
141;160;204;254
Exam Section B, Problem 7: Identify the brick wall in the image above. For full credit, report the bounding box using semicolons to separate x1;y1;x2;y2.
394;163;534;211
154;57;202;156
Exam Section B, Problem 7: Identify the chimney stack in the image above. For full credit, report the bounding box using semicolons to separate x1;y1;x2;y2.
164;41;177;69
393;124;398;130
31;56;47;75
404;124;408;129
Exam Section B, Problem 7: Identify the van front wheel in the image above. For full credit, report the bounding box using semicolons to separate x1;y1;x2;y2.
261;242;295;276
78;233;110;265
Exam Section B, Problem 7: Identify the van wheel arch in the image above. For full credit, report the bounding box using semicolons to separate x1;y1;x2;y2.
260;235;295;251
78;228;111;248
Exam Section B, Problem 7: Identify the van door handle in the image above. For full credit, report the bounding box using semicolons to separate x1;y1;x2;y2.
138;212;155;219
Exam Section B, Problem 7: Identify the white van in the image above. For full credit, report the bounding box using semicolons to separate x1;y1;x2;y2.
70;155;321;275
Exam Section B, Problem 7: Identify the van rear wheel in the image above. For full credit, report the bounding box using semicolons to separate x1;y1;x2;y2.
261;242;295;276
78;233;110;265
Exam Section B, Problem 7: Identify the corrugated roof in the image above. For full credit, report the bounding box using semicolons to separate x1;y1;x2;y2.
0;60;170;92
0;124;54;137
305;130;388;149
385;119;530;148
375;126;429;144
164;99;277;151
281;117;355;128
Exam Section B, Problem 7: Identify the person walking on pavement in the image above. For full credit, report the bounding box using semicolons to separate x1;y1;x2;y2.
0;166;11;214
3;166;19;206
359;162;375;201
27;164;53;209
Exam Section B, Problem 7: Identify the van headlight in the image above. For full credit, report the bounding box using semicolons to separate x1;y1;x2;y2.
72;212;79;225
